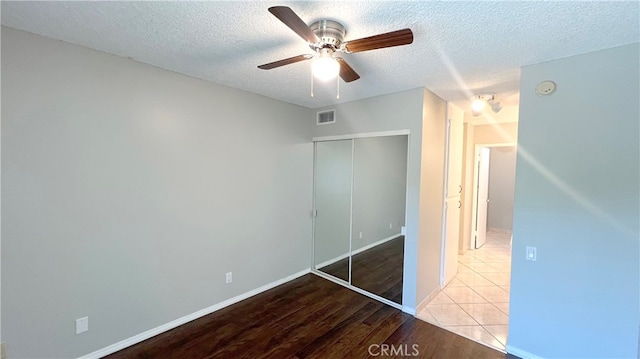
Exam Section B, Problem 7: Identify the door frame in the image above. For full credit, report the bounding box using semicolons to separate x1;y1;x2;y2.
469;143;517;249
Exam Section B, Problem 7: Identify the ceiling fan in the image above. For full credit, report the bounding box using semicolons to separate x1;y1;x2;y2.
258;6;414;83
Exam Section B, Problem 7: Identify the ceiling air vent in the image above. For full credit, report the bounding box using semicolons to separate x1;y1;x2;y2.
317;109;336;125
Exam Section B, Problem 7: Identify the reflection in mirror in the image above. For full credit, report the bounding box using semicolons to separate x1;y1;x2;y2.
351;135;408;304
313;139;352;282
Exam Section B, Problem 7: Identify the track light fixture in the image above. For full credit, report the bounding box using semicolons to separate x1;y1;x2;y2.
471;93;502;116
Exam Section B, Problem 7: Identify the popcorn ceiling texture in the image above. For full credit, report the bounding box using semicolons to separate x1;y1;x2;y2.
2;1;638;109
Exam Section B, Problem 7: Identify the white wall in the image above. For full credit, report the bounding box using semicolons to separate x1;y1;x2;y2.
352;135;407;250
487;146;517;231
509;43;639;358
415;91;447;305
1;27;314;358
473;121;518;144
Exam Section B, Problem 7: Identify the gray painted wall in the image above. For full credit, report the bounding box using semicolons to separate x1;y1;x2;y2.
352;135;408;251
509;43;639;357
1;27;314;358
487;146;517;231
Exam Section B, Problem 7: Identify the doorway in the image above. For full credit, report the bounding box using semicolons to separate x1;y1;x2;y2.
471;144;517;248
471;147;491;248
418;143;517;352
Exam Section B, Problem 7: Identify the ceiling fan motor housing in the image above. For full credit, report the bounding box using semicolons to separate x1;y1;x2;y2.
309;20;346;50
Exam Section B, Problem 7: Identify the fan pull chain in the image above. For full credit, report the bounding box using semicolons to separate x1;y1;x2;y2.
336;77;340;99
310;71;314;98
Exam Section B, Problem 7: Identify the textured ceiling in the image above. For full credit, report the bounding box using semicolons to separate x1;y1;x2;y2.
2;1;639;110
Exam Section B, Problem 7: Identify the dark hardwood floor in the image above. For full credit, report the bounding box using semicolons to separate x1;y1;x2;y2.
106;274;509;359
353;237;404;303
320;236;404;303
318;255;349;284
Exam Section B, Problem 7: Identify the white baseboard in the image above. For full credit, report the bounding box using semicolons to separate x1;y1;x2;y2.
314;253;349;270
352;233;402;256
488;227;512;234
78;268;311;359
505;345;543;359
402;306;416;315
315;233;402;270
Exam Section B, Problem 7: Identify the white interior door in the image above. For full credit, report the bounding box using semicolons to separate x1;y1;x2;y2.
443;198;461;284
474;147;490;248
441;104;464;285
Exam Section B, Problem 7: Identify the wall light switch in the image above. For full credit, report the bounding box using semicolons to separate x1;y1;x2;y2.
526;246;537;261
359;232;363;239
389;223;393;229
76;317;88;334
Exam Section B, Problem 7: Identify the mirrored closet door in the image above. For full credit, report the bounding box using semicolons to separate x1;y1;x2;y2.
313;139;352;282
312;134;408;305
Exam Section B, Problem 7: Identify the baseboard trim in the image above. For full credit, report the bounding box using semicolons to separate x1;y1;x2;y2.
352;233;402;256
402;306;416;315
505;345;543;359
78;268;311;359
314;253;349;270
488;227;512;234
415;286;441;315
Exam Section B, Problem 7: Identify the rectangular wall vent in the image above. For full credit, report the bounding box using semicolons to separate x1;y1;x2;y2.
316;109;336;125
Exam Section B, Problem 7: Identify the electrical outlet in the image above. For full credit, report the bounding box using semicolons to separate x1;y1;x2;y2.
359;232;363;239
76;317;88;334
225;272;233;284
389;223;393;229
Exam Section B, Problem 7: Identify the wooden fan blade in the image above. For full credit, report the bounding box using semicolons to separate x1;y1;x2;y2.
268;6;320;43
342;28;413;53
258;54;312;70
336;58;360;82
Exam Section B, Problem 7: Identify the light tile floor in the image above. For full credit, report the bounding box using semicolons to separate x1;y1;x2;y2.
418;231;512;351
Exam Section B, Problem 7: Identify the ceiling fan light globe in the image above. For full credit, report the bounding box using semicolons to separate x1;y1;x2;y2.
312;57;340;81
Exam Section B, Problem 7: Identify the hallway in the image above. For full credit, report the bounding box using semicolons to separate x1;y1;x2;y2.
418;231;512;351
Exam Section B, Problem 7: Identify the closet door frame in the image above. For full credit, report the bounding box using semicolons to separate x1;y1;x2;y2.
311;130;411;311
